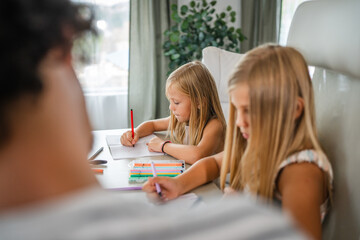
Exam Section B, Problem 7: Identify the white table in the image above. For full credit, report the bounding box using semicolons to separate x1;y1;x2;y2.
91;129;223;203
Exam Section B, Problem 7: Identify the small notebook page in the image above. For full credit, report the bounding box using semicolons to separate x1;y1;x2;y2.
106;134;164;159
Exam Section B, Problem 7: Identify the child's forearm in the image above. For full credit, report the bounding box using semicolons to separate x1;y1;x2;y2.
176;155;221;195
134;121;155;138
135;117;170;138
163;143;213;164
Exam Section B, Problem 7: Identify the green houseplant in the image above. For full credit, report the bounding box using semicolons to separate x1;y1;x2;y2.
163;0;247;74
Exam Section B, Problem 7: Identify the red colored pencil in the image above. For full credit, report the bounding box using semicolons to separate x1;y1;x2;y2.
131;109;134;147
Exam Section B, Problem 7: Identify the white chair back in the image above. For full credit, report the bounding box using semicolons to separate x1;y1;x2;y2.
202;47;243;122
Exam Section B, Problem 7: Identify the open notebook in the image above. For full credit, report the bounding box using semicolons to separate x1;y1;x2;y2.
106;134;164;159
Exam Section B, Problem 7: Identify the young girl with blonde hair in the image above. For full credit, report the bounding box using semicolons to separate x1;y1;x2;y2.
121;61;226;164
143;45;333;240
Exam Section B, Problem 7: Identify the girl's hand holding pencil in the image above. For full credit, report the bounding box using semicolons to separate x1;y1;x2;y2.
120;130;139;147
143;176;182;202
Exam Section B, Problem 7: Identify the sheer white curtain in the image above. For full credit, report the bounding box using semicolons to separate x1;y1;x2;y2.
240;0;282;52
85;91;128;130
128;0;174;127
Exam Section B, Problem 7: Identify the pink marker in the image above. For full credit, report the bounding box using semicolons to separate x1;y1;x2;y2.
150;161;162;197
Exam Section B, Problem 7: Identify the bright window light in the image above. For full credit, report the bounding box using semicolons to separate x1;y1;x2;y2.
72;0;129;93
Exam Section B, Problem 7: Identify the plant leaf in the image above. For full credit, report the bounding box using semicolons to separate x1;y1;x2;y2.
171;12;182;23
171;53;180;60
199;32;205;41
181;20;189;32
170;32;180;42
180;5;188;15
202;0;208;7
195;20;203;29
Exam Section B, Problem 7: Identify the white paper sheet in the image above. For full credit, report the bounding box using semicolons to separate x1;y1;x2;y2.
106;134;164;159
146;193;204;211
163;193;203;210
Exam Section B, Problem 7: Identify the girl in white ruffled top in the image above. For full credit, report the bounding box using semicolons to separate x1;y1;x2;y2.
144;45;333;240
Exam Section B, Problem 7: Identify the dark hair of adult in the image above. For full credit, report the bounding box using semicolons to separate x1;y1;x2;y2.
0;0;95;146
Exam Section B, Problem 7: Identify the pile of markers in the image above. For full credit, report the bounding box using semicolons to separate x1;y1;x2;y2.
129;160;185;183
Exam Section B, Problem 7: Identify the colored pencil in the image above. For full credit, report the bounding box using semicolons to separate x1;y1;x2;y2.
133;163;183;167
109;186;142;191
151;161;162;197
129;174;181;177
92;169;103;174
88;147;104;160
131;109;134;147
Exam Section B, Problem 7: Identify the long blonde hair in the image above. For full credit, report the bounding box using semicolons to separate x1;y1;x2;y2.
166;61;226;145
220;44;331;200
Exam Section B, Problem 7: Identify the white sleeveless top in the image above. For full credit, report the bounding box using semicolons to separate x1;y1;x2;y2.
241;149;333;222
183;126;190;145
275;149;333;221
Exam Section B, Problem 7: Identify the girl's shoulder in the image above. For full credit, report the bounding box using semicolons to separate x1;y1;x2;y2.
275;149;333;222
203;117;225;132
279;149;333;181
206;117;224;127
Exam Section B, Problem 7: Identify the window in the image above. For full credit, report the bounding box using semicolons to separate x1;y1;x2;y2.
72;0;130;93
279;0;308;46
